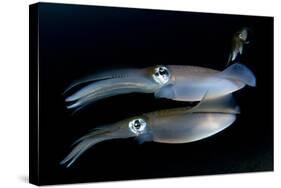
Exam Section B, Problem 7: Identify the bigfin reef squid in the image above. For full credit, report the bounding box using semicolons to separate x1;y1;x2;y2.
60;94;239;167
64;63;255;111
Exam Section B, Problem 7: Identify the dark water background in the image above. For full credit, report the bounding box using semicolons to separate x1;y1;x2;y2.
35;3;273;185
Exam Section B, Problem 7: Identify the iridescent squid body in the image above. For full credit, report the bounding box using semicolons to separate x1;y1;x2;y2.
65;63;256;111
61;95;239;167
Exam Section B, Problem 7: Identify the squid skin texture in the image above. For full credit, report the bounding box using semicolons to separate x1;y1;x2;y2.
60;94;239;167
64;63;255;111
149;113;236;144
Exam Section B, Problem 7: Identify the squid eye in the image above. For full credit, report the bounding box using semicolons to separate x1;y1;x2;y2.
152;66;170;85
128;118;147;135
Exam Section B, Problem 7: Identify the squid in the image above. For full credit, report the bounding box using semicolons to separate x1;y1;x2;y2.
60;94;240;167
65;63;255;111
227;28;250;65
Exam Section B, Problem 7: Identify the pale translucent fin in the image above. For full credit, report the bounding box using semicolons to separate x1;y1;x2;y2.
221;63;256;87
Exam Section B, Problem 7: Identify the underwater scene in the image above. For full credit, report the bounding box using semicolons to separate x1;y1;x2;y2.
30;2;273;185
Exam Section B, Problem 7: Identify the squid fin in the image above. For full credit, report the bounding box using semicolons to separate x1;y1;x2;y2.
221;63;256;87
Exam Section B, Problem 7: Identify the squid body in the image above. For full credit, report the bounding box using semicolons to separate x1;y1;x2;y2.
61;94;239;167
65;63;255;111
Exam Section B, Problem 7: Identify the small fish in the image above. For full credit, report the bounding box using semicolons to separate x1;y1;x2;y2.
227;28;250;65
64;63;255;112
60;94;239;167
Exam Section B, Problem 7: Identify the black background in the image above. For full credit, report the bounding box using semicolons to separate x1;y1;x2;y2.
35;3;273;185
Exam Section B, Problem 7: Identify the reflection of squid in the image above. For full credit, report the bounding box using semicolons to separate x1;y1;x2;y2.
65;63;255;111
61;94;239;167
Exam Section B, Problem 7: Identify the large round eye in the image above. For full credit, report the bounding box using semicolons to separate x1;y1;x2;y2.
128;118;147;135
152;66;170;85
